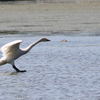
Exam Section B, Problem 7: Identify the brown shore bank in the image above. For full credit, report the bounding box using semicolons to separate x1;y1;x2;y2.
0;0;100;36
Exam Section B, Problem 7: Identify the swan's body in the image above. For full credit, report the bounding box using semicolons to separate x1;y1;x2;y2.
0;38;50;72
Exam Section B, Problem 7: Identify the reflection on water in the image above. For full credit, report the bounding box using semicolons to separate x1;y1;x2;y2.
0;35;100;100
0;72;18;75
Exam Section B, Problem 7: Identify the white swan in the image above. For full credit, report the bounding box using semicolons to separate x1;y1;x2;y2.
0;38;50;72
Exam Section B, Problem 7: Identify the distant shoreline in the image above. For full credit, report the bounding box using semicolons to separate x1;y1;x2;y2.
0;1;100;36
0;0;100;4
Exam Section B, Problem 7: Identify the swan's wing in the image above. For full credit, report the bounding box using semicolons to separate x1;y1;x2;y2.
0;40;22;56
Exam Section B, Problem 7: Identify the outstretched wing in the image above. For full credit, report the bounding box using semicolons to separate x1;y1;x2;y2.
0;40;22;57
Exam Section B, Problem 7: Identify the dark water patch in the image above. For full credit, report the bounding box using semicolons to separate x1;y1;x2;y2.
81;32;100;36
0;0;76;4
12;24;52;27
81;22;100;24
0;30;100;37
0;30;21;34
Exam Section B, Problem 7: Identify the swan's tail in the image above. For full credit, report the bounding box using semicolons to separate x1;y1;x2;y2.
0;58;7;66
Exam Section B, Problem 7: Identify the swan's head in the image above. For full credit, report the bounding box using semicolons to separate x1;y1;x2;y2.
39;38;50;42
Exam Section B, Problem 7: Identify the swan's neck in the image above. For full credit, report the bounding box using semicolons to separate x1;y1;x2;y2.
22;39;41;53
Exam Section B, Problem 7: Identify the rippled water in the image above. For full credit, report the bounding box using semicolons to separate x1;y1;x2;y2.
0;35;100;100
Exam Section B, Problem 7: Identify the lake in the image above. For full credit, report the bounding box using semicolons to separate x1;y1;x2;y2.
0;1;100;100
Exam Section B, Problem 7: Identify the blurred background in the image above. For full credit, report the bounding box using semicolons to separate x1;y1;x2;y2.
0;0;100;36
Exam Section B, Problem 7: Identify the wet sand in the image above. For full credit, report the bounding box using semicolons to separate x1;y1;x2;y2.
0;1;100;35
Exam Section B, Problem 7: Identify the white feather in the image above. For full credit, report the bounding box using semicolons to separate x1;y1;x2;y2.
1;40;22;57
0;38;50;72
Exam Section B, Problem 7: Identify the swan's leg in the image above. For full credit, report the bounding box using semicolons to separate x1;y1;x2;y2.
12;65;26;72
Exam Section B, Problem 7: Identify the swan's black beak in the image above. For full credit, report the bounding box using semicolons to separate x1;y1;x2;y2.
40;38;51;42
46;39;51;41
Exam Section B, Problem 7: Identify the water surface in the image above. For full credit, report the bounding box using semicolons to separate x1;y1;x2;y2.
0;35;100;100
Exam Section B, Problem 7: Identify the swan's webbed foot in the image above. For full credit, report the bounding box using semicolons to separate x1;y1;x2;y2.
12;65;26;72
17;70;26;72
